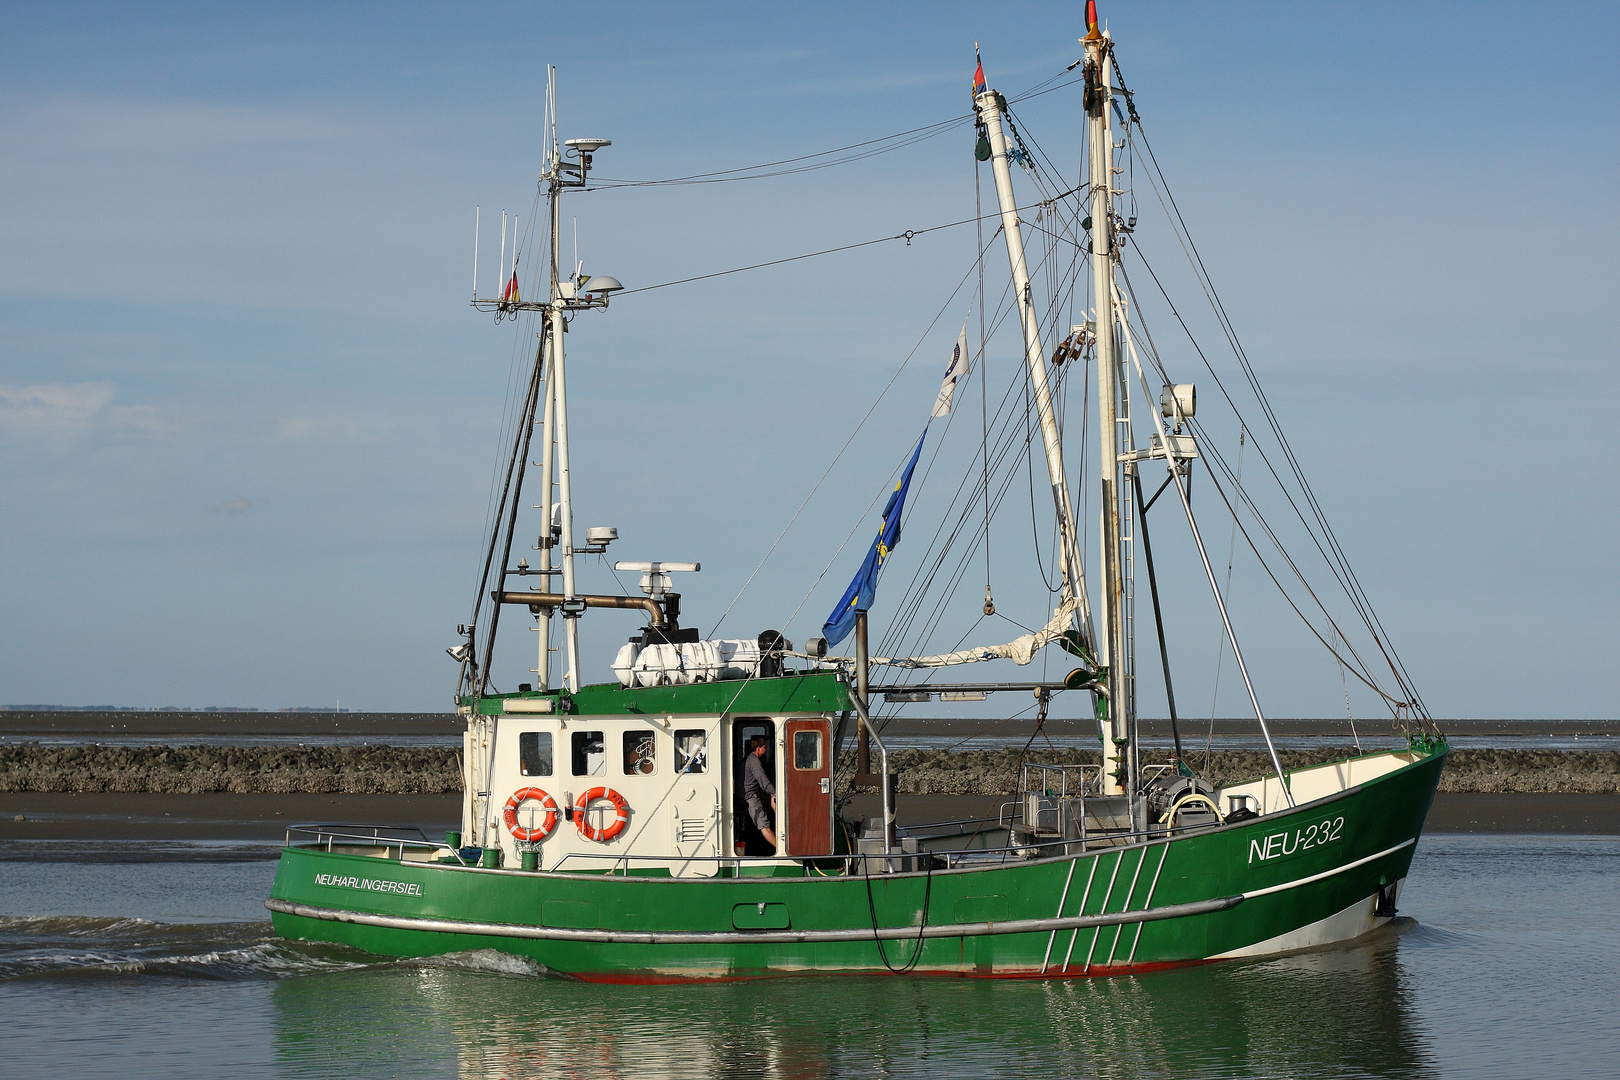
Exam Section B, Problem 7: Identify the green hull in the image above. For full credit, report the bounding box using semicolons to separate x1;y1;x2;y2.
268;745;1444;982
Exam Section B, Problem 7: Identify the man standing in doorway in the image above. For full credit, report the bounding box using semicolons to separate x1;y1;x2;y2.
743;734;778;852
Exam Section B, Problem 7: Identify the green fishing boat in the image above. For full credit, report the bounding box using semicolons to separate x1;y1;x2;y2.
269;6;1445;981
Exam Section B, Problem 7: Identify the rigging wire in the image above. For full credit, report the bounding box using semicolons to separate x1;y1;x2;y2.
708;228;1004;639
1204;427;1245;765
877;184;1090;675
613;197;1076;299
1117;259;1401;704
1122;102;1429;720
580;70;1086;192
873;174;1091;679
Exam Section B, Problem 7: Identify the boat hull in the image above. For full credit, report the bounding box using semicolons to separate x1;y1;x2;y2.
267;745;1443;981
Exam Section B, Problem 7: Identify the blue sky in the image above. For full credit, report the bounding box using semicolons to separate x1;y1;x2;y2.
2;2;1615;718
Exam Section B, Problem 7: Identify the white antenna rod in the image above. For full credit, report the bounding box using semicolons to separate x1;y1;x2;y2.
547;66;558;170
498;210;507;299
572;218;579;278
472;206;480;300
511;215;519;290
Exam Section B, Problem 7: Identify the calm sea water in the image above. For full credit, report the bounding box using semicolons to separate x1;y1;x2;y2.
1;834;1615;1079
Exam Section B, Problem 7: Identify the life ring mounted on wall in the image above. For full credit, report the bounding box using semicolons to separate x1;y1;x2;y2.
575;787;631;843
502;787;560;841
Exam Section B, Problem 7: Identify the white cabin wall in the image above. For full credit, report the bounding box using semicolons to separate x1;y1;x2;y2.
484;713;727;875
460;725;475;844
470;710;829;875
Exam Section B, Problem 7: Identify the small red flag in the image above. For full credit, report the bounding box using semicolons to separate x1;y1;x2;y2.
503;271;520;304
972;61;986;97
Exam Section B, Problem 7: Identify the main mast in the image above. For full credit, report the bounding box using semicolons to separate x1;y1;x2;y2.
1084;19;1131;798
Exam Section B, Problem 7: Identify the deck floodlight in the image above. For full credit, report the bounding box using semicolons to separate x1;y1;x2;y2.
1161;383;1196;420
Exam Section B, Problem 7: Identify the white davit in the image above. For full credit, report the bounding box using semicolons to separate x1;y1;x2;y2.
610;639;766;687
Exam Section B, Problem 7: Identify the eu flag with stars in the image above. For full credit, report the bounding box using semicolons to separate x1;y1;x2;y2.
822;429;927;649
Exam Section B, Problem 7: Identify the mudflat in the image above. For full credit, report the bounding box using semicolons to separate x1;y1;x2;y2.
0;792;461;842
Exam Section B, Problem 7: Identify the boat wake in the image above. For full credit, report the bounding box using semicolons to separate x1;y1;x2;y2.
0;915;367;982
409;948;557;978
0;915;558;983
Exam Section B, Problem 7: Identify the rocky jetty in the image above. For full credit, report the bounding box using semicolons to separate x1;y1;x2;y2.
851;747;1620;795
1;743;1617;796
0;745;461;795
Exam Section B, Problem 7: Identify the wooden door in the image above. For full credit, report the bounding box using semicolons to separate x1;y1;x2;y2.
783;718;832;856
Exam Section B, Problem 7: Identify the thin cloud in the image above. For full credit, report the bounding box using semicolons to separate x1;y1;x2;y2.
0;381;115;434
210;497;253;514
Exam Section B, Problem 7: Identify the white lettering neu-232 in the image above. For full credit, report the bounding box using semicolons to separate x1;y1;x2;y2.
1247;816;1344;864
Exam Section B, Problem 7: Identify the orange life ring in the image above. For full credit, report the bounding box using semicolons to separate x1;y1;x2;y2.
575;786;630;843
502;787;559;841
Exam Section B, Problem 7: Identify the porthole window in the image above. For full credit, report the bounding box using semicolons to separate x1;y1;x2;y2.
675;730;707;774
519;731;553;777
623;730;657;775
571;731;605;776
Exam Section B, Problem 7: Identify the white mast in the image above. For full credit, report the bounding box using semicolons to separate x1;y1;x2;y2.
533;337;557;688
1084;27;1131;798
531;70;562;691
974;85;1092;642
550;300;581;692
543;79;582;693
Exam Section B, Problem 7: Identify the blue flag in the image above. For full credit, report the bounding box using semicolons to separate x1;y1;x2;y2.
822;429;927;648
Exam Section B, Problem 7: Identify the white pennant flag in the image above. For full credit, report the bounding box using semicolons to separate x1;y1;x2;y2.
931;320;971;417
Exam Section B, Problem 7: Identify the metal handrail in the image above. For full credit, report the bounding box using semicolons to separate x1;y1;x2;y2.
283;822;457;863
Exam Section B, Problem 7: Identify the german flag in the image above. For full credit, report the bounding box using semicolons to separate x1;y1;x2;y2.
503;271;521;304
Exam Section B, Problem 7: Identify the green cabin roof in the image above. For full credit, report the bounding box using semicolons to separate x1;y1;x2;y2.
467;671;851;717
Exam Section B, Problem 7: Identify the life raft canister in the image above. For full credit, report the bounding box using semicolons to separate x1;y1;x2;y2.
502;787;559;841
574;786;630;843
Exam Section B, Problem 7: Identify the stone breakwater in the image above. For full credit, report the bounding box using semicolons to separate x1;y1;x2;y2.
0;745;462;795
1;744;1617;796
853;747;1620;796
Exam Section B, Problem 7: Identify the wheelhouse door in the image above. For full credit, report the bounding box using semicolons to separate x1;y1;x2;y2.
783;718;832;856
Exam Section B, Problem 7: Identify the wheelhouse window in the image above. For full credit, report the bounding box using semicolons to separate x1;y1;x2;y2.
519;732;553;777
571;731;605;776
675;730;707;774
793;729;823;771
623;730;657;775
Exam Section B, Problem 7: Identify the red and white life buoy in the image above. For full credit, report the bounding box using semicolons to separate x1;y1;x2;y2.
502;787;559;841
574;786;630;843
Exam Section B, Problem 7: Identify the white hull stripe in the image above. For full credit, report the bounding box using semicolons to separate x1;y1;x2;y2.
267;894;1242;946
1240;838;1415;900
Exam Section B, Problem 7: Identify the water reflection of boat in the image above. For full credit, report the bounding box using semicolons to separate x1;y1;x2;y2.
267;2;1446;980
269;925;1436;1078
